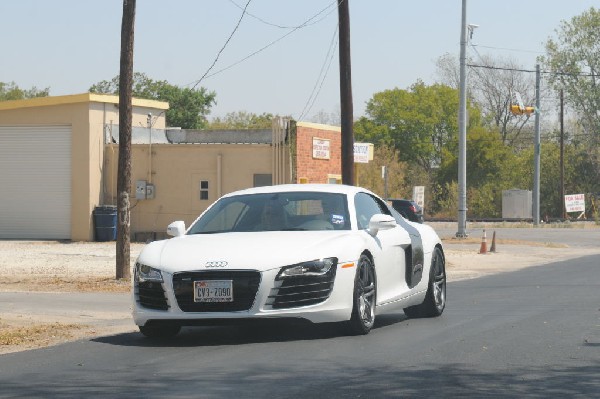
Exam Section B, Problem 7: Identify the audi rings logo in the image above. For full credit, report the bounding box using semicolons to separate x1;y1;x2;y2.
205;261;228;268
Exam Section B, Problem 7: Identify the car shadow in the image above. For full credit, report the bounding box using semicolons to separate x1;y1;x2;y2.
92;313;408;348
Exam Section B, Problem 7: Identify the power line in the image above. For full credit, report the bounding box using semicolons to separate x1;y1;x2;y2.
471;44;544;55
467;63;537;74
227;0;335;29
468;63;599;77
191;0;253;90
189;0;340;86
298;24;339;121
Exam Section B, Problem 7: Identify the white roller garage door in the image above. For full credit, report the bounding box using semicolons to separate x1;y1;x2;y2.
0;126;71;239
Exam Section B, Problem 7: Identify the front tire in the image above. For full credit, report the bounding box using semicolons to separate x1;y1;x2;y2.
138;324;181;339
345;254;377;335
404;246;446;318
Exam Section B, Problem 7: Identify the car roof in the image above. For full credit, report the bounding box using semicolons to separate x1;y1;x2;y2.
222;184;372;198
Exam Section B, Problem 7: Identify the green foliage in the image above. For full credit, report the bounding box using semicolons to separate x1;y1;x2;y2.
89;72;216;129
359;81;481;174
436;128;518;218
208;111;276;129
438;127;516;190
468;183;502;218
354;117;391;146
503;138;600;219
354;145;408;199
0;82;49;101
540;7;600;170
432;181;458;218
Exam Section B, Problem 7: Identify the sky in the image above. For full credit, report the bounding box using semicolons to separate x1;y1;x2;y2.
1;1;598;122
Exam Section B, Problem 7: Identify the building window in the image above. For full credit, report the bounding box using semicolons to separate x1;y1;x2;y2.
253;174;272;187
327;174;342;184
200;180;209;200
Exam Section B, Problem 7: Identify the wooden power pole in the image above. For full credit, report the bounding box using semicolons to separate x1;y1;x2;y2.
338;0;354;185
116;0;136;279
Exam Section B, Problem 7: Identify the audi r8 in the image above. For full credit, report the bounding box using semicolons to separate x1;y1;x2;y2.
132;184;446;337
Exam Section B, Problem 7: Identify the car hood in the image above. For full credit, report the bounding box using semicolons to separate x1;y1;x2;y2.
137;231;357;273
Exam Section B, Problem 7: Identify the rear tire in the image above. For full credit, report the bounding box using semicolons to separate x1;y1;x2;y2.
139;324;181;339
345;254;377;335
404;247;446;318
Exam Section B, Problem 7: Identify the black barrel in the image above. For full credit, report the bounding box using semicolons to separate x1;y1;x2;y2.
93;205;117;241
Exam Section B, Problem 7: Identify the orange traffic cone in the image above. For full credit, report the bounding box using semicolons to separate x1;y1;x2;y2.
479;229;488;254
489;231;497;253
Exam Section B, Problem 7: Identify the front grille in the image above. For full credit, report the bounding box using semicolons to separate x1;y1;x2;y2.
172;271;261;312
137;281;169;310
267;269;336;309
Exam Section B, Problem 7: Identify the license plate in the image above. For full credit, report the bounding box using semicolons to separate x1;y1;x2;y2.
194;280;233;303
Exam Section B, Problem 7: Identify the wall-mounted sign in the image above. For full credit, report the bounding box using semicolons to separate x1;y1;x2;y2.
354;142;373;163
312;137;330;159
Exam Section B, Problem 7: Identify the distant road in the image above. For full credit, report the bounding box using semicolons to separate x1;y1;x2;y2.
430;222;600;248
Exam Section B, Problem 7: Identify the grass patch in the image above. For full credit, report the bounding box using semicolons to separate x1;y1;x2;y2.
0;277;131;293
0;322;82;346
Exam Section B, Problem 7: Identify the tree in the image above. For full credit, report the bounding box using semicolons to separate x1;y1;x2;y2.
436;53;538;145
359;81;481;175
539;7;600;174
353;117;391;146
437;126;517;218
353;145;408;200
308;108;341;126
90;72;216;129
0;81;49;101
208;111;276;129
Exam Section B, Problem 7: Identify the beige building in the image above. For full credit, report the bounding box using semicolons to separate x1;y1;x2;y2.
1;93;346;241
0;93;168;241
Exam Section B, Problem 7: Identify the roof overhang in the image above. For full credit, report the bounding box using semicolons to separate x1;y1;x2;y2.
0;93;169;111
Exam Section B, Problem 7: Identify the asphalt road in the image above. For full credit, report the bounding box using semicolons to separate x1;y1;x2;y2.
1;253;598;398
432;223;600;248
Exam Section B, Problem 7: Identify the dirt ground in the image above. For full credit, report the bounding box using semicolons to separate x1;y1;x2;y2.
1;234;599;355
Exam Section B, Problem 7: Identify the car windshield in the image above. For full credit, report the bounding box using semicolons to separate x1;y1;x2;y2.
187;191;351;234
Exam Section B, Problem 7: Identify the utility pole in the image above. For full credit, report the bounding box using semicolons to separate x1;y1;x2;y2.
533;64;541;226
338;0;354;185
456;0;468;238
116;0;136;280
560;89;565;220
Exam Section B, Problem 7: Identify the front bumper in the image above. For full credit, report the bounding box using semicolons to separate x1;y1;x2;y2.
132;264;356;326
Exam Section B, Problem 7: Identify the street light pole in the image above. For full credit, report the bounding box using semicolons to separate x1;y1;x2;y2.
533;64;541;225
456;0;468;238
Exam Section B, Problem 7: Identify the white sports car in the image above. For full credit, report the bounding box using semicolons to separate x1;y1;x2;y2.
132;184;446;337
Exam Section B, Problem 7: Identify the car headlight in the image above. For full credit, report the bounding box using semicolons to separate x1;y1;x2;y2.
135;262;163;283
276;257;338;280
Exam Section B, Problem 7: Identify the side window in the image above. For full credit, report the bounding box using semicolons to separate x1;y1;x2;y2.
200;180;209;200
354;193;390;230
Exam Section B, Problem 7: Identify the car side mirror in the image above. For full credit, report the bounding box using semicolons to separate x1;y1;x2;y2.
167;221;186;237
368;214;396;236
